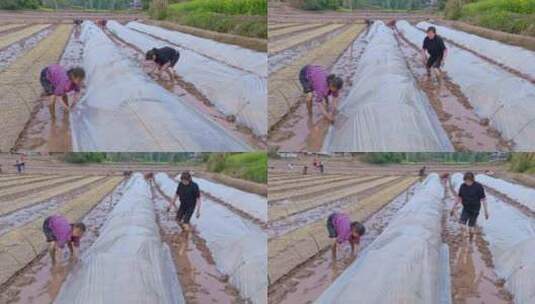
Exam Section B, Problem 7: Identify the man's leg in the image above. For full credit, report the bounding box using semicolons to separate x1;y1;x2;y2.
49;95;57;119
61;95;69;110
305;92;313;115
49;242;57;264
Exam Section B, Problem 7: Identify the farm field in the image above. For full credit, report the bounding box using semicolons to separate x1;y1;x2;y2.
0;13;267;152
0;159;267;303
267;2;535;152
267;157;535;303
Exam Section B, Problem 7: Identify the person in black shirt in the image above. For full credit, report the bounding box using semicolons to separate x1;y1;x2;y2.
421;26;448;81
450;172;489;239
172;171;201;231
145;47;180;81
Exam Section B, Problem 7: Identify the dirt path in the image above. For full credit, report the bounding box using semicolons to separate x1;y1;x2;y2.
0;26;53;72
151;181;245;304
442;182;512;304
0;177;127;304
268;183;418;304
103;28;265;149
393;26;510;151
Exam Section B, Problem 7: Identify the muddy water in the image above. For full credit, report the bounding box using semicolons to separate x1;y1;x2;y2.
0;177;108;236
268;183;418;304
104;29;265;149
442;183;512;304
15;28;82;152
151;183;245;304
269;28;368;152
394;27;510;151
0;177;127;304
0;26;53;72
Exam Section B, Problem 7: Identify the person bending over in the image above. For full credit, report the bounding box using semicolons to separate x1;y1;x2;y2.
299;65;343;123
422;26;447;81
145;47;180;81
42;215;86;264
327;212;365;259
450;172;489;239
40;64;85;115
172;171;201;232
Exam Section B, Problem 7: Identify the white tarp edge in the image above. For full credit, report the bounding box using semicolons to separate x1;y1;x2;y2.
126;21;267;76
417;21;535;79
476;174;535;212
396;20;535;150
315;174;450;304
324;21;453;152
55;173;185;304
72;22;250;151
155;173;267;304
451;173;535;304
108;21;267;137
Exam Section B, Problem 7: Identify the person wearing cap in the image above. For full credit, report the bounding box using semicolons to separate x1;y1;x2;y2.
326;212;365;259
422;26;448;81
450;172;489;239
171;171;201;232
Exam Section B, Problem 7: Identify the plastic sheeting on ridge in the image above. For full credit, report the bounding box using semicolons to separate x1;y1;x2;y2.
475;174;535;213
155;173;267;304
71;22;250;151
417;21;535;79
315;174;451;304
451;173;535;304
397;20;535;150
194;176;267;223
107;21;267;137
323;21;453;152
55;173;185;304
126;21;267;76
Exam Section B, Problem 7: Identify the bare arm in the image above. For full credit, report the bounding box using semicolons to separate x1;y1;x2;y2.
320;99;333;122
482;198;489;219
331;240;338;259
196;196;201;218
450;195;461;215
331;96;338;115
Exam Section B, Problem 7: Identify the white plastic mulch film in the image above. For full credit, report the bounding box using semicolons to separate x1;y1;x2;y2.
475;174;535;212
417;21;535;79
324;21;453;152
396;20;535;150
71;22;250;151
155;173;267;304
107;21;267;137
451;173;535;304
55;173;185;304
316;174;451;304
195;177;267;223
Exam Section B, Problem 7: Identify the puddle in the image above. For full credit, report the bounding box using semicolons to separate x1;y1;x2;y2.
394;27;510;151
268;183;418;304
151;183;245;303
442;183;512;304
15;28;82;152
0;177;127;304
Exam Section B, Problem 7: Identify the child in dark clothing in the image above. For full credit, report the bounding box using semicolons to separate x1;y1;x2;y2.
171;171;201;232
145;47;180;81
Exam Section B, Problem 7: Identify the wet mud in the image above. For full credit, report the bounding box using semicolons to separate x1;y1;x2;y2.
442;182;513;304
15;27;81;152
0;177;127;304
151;182;246;304
104;29;266;149
394;26;511;151
268;184;418;304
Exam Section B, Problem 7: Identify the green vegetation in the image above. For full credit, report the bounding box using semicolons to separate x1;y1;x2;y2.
361;152;499;164
62;152;198;164
206;152;267;183
445;0;535;36
0;0;40;10
509;153;535;173
300;0;430;11
158;0;267;39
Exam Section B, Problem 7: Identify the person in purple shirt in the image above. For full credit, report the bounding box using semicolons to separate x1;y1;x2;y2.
299;65;343;123
42;215;86;264
326;212;365;259
39;64;85;115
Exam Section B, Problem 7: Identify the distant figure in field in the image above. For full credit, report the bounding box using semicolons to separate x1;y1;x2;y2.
327;212;365;259
145;47;180;81
302;165;308;175
144;172;155;185
422;26;448;82
287;163;294;172
40;64;85;115
96;19;107;28
419;166;427;178
171;171;201;232
450;172;489;240
299;65;343;123
440;172;450;185
14;160;24;174
42;215;86;264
